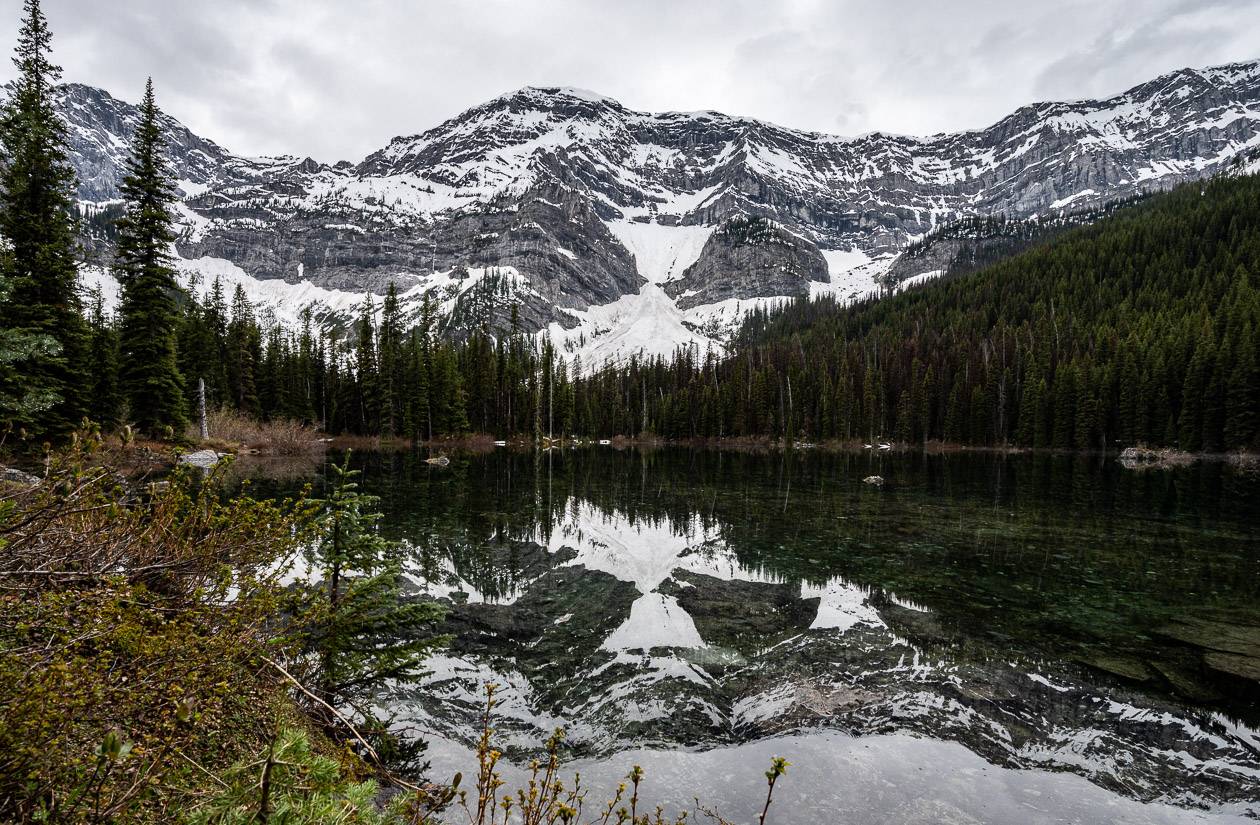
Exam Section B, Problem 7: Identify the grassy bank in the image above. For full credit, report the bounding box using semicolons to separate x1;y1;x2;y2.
0;435;333;822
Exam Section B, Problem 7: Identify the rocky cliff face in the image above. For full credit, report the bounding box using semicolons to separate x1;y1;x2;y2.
58;83;238;201
59;59;1260;359
665;216;827;309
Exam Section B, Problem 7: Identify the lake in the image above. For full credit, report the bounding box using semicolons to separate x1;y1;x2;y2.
251;447;1260;824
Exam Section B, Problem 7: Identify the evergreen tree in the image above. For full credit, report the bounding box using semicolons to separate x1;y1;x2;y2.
0;0;88;435
1052;365;1076;450
296;453;447;708
0;265;60;428
203;276;230;404
1178;326;1215;451
377;283;403;436
114;79;186;436
226;285;259;415
85;287;120;429
1225;328;1259;449
354;296;379;434
1015;361;1039;445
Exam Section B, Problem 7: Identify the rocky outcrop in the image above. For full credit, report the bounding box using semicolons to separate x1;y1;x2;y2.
884;238;966;286
57;83;239;201
664;216;827;309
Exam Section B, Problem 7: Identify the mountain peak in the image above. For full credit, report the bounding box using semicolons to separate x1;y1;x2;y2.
505;86;619;106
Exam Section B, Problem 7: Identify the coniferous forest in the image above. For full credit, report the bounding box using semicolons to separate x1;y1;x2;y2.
581;175;1260;450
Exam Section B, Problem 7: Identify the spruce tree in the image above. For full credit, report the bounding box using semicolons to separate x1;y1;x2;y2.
1225;329;1258;449
226;285;259;415
298;452;447;705
406;332;431;441
85;287;120;429
204;276;230;403
0;265;60;427
378;283;403;436
114;79;186;436
1015;362;1039;446
353;295;379;434
1052;366;1076;450
1178;326;1214;451
0;0;88;436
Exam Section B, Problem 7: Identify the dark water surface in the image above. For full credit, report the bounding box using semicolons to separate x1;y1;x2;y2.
251;448;1260;823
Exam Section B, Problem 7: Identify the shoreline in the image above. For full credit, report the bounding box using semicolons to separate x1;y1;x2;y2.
391;434;1260;465
6;433;1256;481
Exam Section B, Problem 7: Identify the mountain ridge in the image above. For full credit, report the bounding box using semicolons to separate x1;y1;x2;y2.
60;57;1260;363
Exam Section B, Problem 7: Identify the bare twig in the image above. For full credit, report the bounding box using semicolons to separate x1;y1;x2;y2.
260;656;424;794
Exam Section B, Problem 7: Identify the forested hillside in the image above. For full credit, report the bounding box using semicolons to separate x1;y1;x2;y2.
575;174;1260;450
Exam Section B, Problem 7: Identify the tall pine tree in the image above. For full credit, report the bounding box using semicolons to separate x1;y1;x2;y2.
0;0;88;436
114;79;186;436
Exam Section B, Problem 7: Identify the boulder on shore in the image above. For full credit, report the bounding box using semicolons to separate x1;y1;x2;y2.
1118;446;1195;470
179;449;228;469
0;466;40;485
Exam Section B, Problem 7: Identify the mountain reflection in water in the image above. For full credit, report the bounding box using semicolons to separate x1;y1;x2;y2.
249;448;1260;823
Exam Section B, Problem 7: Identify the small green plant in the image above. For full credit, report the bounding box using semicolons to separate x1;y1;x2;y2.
185;728;396;825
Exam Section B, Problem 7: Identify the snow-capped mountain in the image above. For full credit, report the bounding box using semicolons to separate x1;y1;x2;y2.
64;59;1260;364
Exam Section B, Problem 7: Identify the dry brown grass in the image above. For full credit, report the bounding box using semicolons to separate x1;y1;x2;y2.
189;408;325;456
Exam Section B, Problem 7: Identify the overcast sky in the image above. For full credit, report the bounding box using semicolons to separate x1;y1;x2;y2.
3;0;1258;161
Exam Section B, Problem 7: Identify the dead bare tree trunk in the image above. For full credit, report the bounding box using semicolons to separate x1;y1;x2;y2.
198;378;209;441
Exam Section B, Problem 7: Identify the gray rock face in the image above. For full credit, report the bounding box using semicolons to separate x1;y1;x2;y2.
665;216;827;309
57;60;1260;335
884;238;967;286
56;83;238;201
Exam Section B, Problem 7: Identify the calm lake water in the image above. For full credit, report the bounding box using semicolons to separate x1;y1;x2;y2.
252;448;1260;824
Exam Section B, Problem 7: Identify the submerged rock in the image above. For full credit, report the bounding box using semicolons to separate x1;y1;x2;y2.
1159;618;1260;684
1204;651;1260;682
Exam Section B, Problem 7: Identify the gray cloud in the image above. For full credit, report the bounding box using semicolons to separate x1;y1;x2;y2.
1;0;1257;159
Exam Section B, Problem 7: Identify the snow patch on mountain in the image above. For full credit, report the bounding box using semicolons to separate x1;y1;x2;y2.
816;249;893;303
603;221;713;284
80;254;533;332
547;285;713;367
